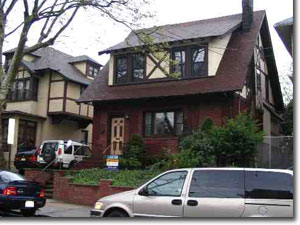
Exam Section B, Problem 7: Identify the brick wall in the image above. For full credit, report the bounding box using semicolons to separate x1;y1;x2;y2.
53;172;134;206
24;169;53;186
93;94;233;159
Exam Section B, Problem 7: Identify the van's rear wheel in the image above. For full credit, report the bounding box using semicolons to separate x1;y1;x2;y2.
106;210;129;217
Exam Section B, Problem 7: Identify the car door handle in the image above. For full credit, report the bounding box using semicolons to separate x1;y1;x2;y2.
187;200;198;206
171;199;182;205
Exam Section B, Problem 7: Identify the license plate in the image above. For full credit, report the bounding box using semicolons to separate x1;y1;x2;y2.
25;201;34;208
21;158;26;161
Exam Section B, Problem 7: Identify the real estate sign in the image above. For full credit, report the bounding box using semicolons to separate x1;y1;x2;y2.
106;155;119;171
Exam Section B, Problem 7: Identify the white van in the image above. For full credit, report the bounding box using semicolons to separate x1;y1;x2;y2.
91;168;293;217
37;140;91;169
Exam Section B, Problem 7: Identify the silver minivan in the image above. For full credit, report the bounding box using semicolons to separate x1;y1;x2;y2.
91;168;293;217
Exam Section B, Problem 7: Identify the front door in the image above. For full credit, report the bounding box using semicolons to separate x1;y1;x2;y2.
110;117;125;155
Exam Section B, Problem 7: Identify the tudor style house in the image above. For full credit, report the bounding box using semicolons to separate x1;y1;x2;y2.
2;47;101;168
78;0;284;160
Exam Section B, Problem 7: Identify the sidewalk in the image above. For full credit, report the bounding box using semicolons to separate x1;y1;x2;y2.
36;199;92;217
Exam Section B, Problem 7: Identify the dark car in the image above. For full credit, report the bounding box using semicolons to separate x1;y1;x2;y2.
0;171;46;217
14;148;39;174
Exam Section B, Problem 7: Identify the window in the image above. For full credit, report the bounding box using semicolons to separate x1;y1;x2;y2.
144;111;183;137
192;47;206;77
8;77;38;102
172;50;185;78
64;144;73;154
132;54;145;81
0;171;24;182
146;171;187;197
265;75;269;102
189;170;244;198
81;130;88;144
88;65;99;77
17;120;37;150
1;119;9;152
115;54;146;84
171;45;207;78
245;171;293;199
116;57;128;83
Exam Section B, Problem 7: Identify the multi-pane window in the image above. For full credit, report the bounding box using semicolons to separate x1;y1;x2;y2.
192;47;206;77
172;50;185;78
115;54;146;84
144;111;183;137
116;57;128;83
171;45;207;78
132;54;145;81
88;66;99;77
9;77;38;101
17;120;37;150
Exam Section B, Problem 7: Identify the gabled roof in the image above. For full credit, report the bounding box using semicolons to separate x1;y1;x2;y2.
274;17;293;56
78;10;284;111
69;55;102;66
4;47;100;86
99;13;243;55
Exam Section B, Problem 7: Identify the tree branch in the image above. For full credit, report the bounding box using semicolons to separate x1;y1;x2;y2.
5;22;24;37
25;6;79;54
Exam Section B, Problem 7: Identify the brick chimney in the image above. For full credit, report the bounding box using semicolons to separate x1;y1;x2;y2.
242;0;253;31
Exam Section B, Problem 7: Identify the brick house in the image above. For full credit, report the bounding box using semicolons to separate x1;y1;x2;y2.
78;0;284;160
2;47;101;168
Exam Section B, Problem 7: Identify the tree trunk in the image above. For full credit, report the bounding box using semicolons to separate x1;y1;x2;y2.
0;105;6;169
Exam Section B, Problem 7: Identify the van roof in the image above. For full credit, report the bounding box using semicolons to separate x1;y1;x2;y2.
168;167;293;175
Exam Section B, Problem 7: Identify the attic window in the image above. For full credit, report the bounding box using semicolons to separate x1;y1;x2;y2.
171;45;208;78
88;65;99;77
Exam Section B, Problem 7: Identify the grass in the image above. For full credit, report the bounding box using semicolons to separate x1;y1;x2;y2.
66;168;162;188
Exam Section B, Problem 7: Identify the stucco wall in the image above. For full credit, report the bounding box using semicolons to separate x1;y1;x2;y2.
73;62;86;75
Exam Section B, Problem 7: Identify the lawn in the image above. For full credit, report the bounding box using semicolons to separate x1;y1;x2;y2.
66;168;162;187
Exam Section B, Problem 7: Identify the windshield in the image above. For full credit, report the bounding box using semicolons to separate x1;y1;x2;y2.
0;171;24;182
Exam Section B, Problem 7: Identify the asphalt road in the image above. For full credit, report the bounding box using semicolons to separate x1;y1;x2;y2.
0;199;92;217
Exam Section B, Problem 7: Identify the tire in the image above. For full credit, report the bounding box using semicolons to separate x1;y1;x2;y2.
106;210;129;217
68;161;75;169
42;148;56;164
21;208;36;217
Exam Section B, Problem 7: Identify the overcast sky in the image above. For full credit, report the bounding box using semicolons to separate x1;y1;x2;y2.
5;0;294;100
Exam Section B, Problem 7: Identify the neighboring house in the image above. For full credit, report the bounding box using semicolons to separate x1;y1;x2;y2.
274;17;293;57
2;47;102;169
274;17;293;82
78;0;284;160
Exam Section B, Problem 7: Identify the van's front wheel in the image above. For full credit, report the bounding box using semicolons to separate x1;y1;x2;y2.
106;210;129;217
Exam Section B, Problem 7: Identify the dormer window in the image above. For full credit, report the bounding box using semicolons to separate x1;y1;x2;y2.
88;65;99;77
171;45;208;78
115;54;146;84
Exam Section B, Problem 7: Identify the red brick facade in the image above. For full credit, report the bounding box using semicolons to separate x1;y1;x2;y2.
92;93;237;159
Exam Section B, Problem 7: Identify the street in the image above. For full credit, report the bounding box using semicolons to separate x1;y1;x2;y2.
0;199;91;217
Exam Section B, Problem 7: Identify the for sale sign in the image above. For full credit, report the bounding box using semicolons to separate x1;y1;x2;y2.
106;155;119;171
7;118;15;145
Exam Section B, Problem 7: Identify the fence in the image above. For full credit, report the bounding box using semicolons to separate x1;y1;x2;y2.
256;136;293;169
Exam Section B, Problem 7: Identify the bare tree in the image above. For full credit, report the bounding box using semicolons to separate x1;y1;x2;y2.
0;0;152;168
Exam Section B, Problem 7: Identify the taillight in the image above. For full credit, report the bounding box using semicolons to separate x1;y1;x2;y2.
58;148;62;155
3;187;17;196
39;189;45;198
15;157;20;161
30;155;37;162
37;148;41;155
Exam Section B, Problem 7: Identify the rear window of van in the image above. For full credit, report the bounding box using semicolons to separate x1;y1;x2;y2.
245;171;293;199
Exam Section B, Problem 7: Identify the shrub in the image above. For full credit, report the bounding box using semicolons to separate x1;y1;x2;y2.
120;134;146;169
211;113;264;167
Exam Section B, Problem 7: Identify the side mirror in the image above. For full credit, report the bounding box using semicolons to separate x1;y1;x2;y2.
138;186;149;196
